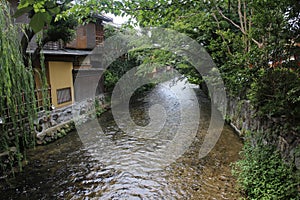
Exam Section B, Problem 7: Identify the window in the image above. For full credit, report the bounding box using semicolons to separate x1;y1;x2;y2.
57;87;72;104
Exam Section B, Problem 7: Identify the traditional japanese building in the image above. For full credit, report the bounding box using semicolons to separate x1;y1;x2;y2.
9;0;112;108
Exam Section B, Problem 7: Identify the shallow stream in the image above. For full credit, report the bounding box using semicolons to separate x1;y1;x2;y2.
1;81;243;199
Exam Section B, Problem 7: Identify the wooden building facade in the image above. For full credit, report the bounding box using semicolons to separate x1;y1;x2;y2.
9;0;112;108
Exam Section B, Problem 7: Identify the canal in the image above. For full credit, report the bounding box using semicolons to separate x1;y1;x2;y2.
1;80;243;199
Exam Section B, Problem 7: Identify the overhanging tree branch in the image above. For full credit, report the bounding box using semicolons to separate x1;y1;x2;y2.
238;0;245;33
216;6;263;48
212;12;232;55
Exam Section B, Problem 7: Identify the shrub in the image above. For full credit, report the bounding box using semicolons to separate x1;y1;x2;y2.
104;57;137;93
232;139;299;200
248;68;300;121
94;99;105;118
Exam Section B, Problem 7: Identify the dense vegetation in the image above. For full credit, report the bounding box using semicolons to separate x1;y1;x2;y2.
117;0;300;198
93;1;300;196
232;135;299;199
2;0;300;198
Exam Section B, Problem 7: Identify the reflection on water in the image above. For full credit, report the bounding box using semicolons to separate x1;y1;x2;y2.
0;82;242;199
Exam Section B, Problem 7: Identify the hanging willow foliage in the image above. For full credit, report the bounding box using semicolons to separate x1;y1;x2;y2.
0;0;47;174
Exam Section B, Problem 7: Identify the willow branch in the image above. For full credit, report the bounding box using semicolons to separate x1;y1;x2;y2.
32;35;51;67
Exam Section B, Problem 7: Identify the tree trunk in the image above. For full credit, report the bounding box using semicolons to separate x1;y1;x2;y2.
21;27;34;67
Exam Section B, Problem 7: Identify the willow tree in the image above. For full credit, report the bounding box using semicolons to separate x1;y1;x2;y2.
0;0;38;173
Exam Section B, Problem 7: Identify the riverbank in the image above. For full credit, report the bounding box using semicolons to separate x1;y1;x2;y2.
206;83;300;199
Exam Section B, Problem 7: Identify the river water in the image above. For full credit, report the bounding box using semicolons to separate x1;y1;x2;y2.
1;81;243;199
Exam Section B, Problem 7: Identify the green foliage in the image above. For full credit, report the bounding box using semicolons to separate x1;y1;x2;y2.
38;50;51;111
104;57;138;93
176;63;202;84
248;68;300;120
94;99;104;118
57;0;121;24
45;14;77;43
232;139;299;200
14;0;79;66
120;3;300;199
0;0;40;173
16;0;64;33
220;60;257;98
18;0;77;40
121;0;299;91
104;70;119;93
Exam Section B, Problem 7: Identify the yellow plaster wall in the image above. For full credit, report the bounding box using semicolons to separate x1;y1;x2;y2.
48;61;74;108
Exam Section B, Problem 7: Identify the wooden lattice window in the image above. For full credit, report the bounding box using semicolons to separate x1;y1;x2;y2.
57;87;71;104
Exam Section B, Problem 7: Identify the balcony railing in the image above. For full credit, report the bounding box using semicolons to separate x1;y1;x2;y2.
43;40;65;50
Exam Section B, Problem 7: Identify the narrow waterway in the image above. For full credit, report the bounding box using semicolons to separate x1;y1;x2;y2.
1;81;243;199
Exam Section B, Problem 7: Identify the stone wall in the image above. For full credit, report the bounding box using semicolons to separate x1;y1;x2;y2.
207;84;300;169
34;95;105;144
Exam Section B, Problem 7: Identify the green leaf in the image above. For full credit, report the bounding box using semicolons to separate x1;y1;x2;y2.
49;7;60;15
29;12;45;33
20;0;34;5
43;12;52;24
18;0;29;8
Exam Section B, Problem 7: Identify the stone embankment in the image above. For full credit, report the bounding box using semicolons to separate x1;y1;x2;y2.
34;95;106;144
206;84;300;169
